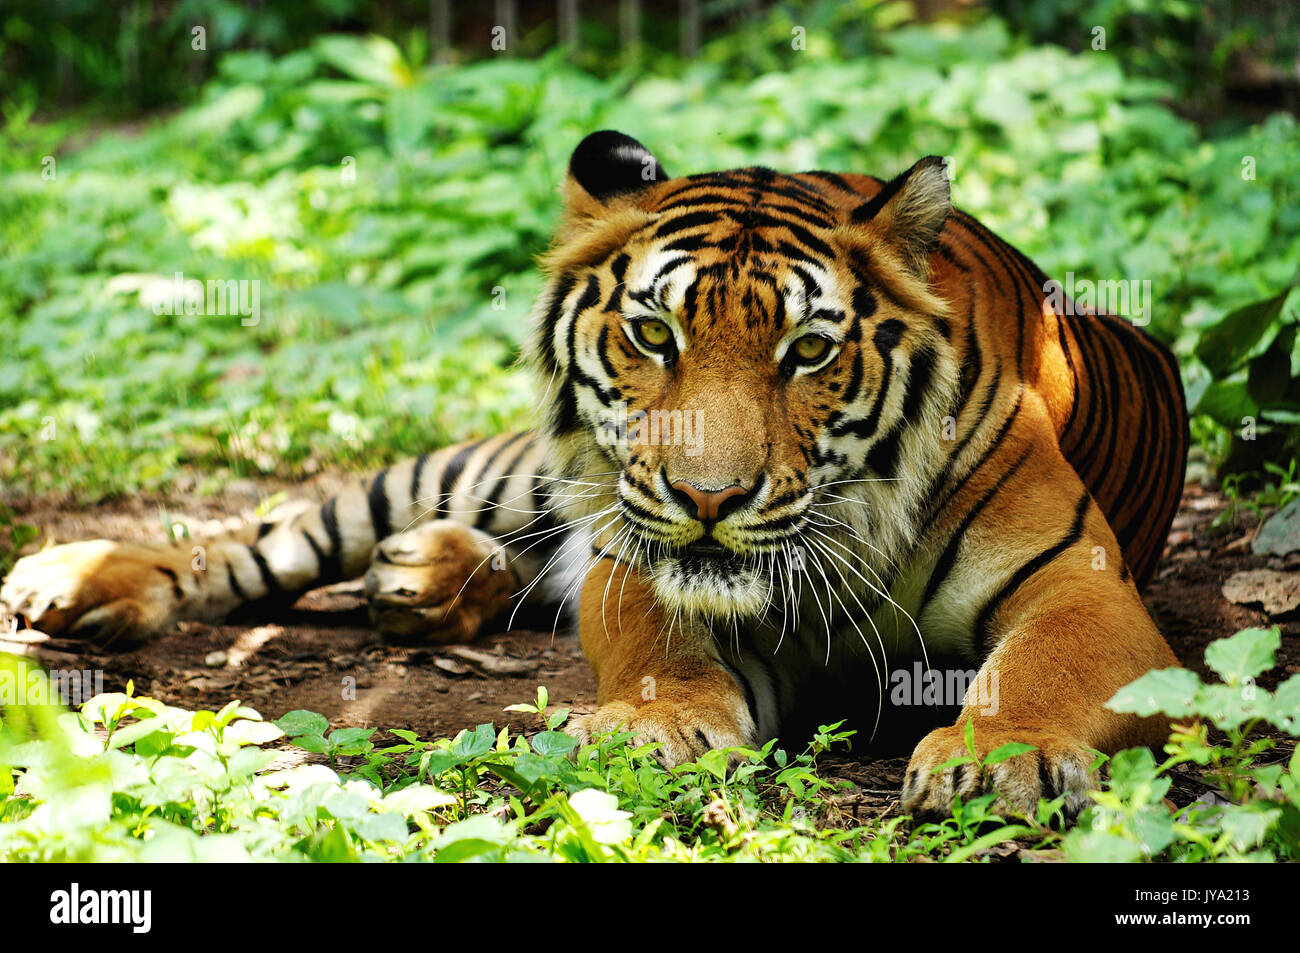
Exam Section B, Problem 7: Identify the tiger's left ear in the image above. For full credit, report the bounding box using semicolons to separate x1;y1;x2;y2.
563;130;668;220
850;156;950;275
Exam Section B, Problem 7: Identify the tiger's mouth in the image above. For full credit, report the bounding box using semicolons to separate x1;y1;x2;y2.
636;530;775;618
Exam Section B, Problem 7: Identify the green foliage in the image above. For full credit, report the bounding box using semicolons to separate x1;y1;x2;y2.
0;654;890;861
3;625;1297;861
1067;627;1300;861
1189;285;1300;483
0;504;39;578
2;12;1298;498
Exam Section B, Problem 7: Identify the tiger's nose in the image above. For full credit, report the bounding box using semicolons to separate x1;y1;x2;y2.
669;480;751;522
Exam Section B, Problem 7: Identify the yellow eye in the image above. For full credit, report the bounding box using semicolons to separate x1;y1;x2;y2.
792;335;832;364
634;319;673;350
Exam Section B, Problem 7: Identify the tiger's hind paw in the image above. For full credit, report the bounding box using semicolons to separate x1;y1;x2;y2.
0;540;190;645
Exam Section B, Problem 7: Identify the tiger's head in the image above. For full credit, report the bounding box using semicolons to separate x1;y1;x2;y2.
530;131;961;620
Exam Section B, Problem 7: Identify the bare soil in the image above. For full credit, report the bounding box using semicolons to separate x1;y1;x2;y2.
3;477;1297;819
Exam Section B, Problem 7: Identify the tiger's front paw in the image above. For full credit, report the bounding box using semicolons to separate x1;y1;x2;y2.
902;723;1097;819
566;697;757;767
364;522;518;644
0;540;188;644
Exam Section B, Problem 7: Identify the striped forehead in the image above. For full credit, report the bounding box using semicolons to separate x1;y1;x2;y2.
622;240;844;329
780;260;840;329
625;250;697;315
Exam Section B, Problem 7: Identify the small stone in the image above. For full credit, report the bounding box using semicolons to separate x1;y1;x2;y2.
204;650;228;668
1253;498;1300;557
1222;569;1300;617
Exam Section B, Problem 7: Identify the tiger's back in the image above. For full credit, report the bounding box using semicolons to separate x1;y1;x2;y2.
810;171;1187;592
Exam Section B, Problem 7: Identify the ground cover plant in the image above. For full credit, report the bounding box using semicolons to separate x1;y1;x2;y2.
0;628;1295;862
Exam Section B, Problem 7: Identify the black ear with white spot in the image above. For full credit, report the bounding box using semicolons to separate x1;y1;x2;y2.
566;130;667;212
851;156;951;274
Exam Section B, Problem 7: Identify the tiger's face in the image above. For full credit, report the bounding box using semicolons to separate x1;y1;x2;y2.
533;132;960;619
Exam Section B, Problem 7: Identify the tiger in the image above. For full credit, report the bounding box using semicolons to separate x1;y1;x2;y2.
1;130;1188;818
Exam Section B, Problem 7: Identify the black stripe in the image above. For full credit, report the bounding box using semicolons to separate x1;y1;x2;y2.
653;210;719;239
438;439;488;513
920;447;1032;612
300;529;327;578
973;492;1091;656
473;433;533;530
536;274;578;374
319;497;344;581
156;566;183;601
368;468;393;543
800;170;855;193
410;453;431;510
246;545;282;596
226;561;247;601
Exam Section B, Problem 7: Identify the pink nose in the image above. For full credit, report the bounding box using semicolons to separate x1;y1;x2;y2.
670;481;749;521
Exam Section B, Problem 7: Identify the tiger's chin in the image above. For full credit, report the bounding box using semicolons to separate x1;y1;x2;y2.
646;554;769;619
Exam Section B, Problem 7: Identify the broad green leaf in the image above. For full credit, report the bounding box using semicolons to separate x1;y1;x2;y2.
1220;803;1282;851
1195;290;1292;377
1106;667;1201;717
530;730;578;759
1204;627;1280;684
275;710;329;738
1269;673;1300;733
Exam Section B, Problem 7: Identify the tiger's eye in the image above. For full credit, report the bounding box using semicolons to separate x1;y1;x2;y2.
793;335;831;362
636;319;672;349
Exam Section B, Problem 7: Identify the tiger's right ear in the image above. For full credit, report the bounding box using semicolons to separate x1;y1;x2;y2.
850;156;951;276
563;130;668;220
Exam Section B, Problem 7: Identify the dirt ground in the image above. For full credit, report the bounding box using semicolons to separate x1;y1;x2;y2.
3;477;1297;819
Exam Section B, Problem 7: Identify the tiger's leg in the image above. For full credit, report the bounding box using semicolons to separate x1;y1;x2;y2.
901;481;1177;818
564;557;759;764
1;433;552;645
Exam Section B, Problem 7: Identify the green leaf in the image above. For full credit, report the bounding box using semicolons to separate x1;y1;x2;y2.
1193;377;1257;428
1219;803;1282;851
1268;673;1300;733
1247;324;1297;406
290;733;330;754
1195;290;1292;377
943;824;1032;863
313;34;414;89
1106;667;1201;717
983;742;1037;765
1196;684;1268;732
276;710;329;738
695;748;729;783
328;727;376;756
1064;829;1144;863
530;730;578;759
1204;627;1280;684
452;723;497;760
